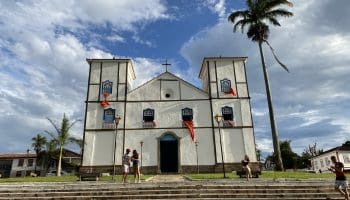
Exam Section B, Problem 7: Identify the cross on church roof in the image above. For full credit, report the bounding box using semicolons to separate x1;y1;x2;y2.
162;59;171;72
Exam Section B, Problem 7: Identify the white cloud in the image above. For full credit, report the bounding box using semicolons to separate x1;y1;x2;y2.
180;0;350;155
106;35;125;43
0;0;169;153
203;0;227;18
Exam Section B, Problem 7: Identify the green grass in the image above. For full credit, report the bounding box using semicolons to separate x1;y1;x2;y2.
0;171;338;183
0;175;154;183
260;171;334;179
186;171;337;180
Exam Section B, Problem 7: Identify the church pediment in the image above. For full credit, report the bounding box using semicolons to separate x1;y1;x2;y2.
127;72;208;101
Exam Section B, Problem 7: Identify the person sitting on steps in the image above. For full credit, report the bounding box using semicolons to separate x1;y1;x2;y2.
241;155;252;181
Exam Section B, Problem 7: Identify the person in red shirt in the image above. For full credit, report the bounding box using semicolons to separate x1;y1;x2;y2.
329;155;349;200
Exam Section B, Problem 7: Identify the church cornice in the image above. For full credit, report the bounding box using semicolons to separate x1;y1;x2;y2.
84;96;251;103
84;126;254;132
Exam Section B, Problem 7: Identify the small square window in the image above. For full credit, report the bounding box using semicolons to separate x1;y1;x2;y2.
220;79;231;93
101;80;113;94
143;109;154;122
182;108;193;121
103;108;115;123
222;106;233;121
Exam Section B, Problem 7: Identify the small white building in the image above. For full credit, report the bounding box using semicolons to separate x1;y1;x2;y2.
0;154;37;178
81;57;257;174
311;145;350;173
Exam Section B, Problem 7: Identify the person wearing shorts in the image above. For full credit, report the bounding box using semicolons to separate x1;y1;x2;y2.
122;148;131;183
329;155;349;200
132;149;141;183
241;155;252;181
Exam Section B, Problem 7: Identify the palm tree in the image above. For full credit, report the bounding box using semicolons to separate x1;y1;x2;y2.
45;113;81;176
31;134;47;173
228;0;293;170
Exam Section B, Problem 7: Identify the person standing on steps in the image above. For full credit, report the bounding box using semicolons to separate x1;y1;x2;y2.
122;148;131;183
241;155;252;181
131;149;141;183
329;155;349;200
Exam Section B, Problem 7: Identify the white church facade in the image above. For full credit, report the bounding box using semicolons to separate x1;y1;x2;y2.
81;57;257;174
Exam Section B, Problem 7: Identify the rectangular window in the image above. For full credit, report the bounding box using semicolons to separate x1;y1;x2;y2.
343;155;350;163
220;79;231;93
182;108;193;121
222;106;233;121
28;159;34;167
18;159;24;167
101;80;113;94
320;159;324;167
103;108;115;123
143;109;154;122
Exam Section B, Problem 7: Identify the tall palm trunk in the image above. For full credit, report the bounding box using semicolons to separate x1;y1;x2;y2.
258;41;284;171
57;146;63;176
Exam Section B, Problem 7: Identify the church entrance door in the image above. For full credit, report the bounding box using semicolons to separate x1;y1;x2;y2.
160;134;178;173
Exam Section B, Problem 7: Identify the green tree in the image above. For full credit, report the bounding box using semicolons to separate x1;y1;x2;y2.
279;140;299;169
298;143;323;168
45;113;80;176
228;0;293;170
343;141;350;146
31;134;47;173
41;140;59;173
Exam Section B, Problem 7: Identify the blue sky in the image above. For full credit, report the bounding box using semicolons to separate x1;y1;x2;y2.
1;0;350;159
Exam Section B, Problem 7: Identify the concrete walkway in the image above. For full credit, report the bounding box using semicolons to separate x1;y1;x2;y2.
146;174;188;183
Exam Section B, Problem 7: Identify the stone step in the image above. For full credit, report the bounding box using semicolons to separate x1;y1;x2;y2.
0;183;335;190
0;190;341;199
0;188;337;196
0;193;343;200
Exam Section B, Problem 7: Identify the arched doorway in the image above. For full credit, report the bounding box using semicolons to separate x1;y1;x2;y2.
159;133;178;173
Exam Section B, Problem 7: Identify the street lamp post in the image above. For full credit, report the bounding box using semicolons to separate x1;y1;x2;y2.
214;114;226;178
195;140;199;174
140;141;144;174
112;115;122;182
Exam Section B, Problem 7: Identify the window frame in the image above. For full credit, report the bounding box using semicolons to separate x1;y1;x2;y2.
221;106;234;121
103;108;116;123
220;79;231;93
143;108;155;122
182;107;193;121
101;80;113;94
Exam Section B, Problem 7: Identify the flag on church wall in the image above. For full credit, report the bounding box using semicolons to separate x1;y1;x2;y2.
225;88;237;96
183;120;195;141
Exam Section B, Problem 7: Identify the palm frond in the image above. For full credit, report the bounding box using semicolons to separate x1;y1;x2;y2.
47;118;60;134
233;19;250;33
267;17;281;26
228;10;249;23
44;130;57;140
263;40;290;72
266;9;293;18
265;0;293;11
68;119;82;130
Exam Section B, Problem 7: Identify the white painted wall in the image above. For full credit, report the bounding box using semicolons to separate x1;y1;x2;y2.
125;101;212;128
311;150;350;172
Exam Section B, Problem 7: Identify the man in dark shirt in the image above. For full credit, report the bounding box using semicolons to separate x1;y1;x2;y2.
329;155;349;200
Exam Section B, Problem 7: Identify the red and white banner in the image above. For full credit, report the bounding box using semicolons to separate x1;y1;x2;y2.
225;88;237;96
183;120;195;141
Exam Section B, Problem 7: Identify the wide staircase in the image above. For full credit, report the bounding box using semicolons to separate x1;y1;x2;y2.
0;179;345;199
